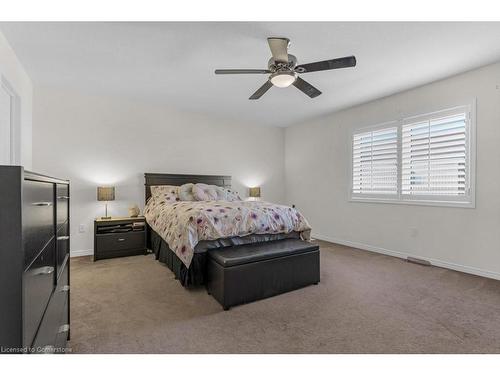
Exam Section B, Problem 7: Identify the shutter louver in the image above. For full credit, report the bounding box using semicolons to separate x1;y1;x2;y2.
402;113;467;197
352;127;398;196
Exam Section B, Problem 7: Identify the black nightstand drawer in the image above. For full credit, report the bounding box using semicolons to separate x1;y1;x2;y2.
96;231;145;253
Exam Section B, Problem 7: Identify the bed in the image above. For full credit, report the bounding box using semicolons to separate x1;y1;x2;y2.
144;173;311;287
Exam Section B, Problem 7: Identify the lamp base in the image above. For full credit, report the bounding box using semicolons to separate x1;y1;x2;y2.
101;203;111;220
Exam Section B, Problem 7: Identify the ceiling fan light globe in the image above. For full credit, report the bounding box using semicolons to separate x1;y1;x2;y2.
270;71;297;88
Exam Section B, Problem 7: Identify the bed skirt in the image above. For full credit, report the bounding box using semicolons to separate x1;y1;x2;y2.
149;227;301;287
150;229;205;286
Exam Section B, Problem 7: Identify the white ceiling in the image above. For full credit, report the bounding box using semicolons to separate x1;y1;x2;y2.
2;22;500;127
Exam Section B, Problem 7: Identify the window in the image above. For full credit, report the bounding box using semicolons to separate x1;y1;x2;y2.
351;104;475;207
352;126;398;198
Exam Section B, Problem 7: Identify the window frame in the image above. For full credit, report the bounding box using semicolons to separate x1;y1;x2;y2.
349;101;476;208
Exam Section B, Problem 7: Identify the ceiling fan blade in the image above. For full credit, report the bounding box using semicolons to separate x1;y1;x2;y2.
293;77;322;98
249;80;273;100
267;37;289;63
215;69;271;74
295;56;356;73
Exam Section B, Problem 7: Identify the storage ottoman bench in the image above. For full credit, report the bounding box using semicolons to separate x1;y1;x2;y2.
206;239;320;310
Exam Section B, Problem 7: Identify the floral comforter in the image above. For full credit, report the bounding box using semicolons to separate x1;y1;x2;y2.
144;199;312;267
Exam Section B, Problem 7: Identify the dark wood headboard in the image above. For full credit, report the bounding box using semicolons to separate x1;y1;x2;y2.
144;173;232;202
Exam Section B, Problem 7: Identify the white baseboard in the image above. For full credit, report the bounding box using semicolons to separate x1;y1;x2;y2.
313;233;500;281
71;249;93;258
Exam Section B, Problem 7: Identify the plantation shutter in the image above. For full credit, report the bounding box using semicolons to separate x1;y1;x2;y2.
402;112;467;197
352;126;398;196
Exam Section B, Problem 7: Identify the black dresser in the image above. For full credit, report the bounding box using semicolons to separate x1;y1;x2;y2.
0;166;70;354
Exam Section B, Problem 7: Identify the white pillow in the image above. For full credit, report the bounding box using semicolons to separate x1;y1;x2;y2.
179;183;196;201
226;188;242;202
192;183;218;201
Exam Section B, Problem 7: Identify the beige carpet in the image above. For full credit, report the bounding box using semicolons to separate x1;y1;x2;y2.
69;241;500;353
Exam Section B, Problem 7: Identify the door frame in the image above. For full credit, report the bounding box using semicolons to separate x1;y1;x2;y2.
1;75;21;165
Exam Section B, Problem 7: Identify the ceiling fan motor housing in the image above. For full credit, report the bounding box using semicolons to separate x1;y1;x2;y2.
268;54;297;72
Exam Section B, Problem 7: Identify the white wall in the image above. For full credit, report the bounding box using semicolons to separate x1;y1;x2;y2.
33;87;285;256
285;62;500;279
31;59;500;278
0;32;33;168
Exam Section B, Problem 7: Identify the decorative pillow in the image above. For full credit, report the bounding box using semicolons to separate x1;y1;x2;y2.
215;186;228;201
150;185;180;203
225;188;242;202
192;183;218;201
179;183;196;201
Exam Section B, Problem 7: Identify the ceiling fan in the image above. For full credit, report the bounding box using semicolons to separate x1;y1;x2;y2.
215;37;356;100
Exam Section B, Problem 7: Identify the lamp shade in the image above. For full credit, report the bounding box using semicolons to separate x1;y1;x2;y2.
249;187;261;198
97;186;115;201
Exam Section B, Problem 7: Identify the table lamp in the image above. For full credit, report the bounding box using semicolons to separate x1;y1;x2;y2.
97;186;115;219
249;187;261;201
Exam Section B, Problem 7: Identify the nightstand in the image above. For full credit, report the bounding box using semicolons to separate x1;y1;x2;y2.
94;216;147;261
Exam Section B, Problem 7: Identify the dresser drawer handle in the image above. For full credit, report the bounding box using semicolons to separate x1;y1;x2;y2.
57;195;69;200
33;266;54;276
61;285;70;292
58;324;70;334
32;202;52;207
117;238;126;242
57;236;70;241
